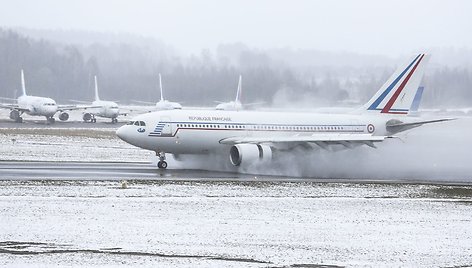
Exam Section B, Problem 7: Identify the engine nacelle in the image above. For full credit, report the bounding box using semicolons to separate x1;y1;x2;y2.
59;112;69;121
9;110;20;120
229;144;272;166
83;113;92;122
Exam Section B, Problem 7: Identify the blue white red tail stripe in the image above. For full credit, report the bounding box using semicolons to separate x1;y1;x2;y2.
367;54;422;111
381;54;425;114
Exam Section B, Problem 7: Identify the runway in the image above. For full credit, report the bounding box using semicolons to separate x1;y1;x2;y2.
0;161;246;181
1;161;472;185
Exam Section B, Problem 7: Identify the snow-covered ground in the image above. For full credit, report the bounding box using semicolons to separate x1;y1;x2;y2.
0;180;471;267
0;128;153;163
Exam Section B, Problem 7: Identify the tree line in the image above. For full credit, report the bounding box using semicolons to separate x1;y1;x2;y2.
1;28;471;108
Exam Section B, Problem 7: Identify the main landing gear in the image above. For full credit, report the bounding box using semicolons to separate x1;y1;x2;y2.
111;118;118;124
46;116;55;124
157;152;167;169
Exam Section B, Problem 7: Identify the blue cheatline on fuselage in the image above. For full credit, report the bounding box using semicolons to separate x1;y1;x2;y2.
148;121;367;137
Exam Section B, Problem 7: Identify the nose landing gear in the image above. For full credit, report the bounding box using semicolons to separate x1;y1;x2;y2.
156;152;167;169
46;117;55;124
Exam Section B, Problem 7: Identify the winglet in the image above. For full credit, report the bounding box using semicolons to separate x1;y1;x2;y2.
20;69;27;96
235;75;242;102
94;75;100;101
159;73;164;101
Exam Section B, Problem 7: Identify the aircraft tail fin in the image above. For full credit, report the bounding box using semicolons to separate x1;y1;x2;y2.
159;73;164;101
94;75;100;101
235;75;242;102
20;69;27;96
362;54;430;115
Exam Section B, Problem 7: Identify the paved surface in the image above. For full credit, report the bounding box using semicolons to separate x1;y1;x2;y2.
1;161;472;185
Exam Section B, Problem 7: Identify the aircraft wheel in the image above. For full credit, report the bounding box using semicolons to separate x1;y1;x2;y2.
158;161;167;169
47;117;55;124
15;117;23;123
92;118;97;123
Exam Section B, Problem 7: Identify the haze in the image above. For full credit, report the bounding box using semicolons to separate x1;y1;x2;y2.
1;0;471;56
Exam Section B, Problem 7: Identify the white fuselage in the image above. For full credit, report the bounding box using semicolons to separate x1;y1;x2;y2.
17;95;58;117
155;100;182;110
91;100;120;118
116;109;390;155
215;101;242;111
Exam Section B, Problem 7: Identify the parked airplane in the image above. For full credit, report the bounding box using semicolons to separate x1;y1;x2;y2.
215;75;263;111
116;54;451;169
133;74;182;111
74;76;123;123
0;70;81;123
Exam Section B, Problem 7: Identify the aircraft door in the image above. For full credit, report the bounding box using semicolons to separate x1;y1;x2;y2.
160;116;173;136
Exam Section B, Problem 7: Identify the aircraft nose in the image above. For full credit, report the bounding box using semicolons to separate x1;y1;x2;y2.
116;126;130;142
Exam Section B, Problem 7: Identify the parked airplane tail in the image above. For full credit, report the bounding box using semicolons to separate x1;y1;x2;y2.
94;75;100;101
20;69;27;96
235;75;242;102
362;54;430;115
159;73;164;101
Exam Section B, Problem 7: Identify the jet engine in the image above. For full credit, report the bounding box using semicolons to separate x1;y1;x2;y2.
9;110;20;120
229;144;272;166
9;110;22;123
59;112;69;121
83;113;92;122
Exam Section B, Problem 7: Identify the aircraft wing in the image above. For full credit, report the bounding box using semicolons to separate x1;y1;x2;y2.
0;103;30;112
132;100;155;105
57;105;102;111
219;133;395;149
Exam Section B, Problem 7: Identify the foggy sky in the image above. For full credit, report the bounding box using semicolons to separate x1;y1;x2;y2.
1;0;471;56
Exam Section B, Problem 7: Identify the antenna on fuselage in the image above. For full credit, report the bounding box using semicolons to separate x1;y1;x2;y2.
94;75;100;101
20;69;27;96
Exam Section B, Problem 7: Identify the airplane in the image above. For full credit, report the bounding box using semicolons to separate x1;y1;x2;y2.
116;54;452;169
132;73;182;111
215;75;263;111
74;76;123;123
0;70;81;124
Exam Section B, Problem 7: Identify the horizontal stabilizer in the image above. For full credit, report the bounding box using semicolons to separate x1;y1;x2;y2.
386;118;455;133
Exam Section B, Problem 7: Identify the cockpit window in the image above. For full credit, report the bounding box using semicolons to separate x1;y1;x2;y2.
111;106;119;109
128;121;146;126
43;103;56;106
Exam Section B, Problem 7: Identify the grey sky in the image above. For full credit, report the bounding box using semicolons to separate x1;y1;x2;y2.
1;0;470;56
